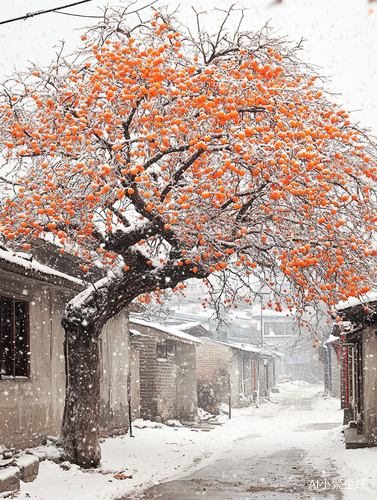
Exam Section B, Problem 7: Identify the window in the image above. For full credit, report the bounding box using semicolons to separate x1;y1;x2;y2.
0;296;30;378
264;322;290;336
156;340;174;359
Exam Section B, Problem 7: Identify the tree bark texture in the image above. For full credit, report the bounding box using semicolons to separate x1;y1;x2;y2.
60;323;101;468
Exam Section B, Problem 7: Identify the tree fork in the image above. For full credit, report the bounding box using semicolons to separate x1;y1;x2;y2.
59;262;209;467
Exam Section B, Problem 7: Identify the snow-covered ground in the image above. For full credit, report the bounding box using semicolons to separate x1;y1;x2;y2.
274;382;377;499
10;382;377;500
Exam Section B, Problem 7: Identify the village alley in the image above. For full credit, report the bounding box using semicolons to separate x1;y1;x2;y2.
123;384;365;500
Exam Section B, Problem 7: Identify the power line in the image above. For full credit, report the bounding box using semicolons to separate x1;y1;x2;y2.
0;0;159;25
53;11;102;19
0;0;92;26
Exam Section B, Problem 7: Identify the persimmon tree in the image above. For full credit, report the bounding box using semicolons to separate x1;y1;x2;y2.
1;4;377;467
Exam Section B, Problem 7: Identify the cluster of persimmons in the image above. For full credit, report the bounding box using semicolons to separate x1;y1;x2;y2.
1;9;377;320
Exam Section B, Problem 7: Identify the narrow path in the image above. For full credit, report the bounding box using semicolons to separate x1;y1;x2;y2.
122;384;344;499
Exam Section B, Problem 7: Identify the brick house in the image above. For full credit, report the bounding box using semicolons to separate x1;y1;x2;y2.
194;336;280;408
129;318;200;423
0;248;136;451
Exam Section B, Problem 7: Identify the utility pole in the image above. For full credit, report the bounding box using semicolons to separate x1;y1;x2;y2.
127;370;134;438
228;373;232;419
260;296;264;347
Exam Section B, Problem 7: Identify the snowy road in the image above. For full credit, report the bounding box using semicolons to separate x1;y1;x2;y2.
124;385;346;499
16;383;377;500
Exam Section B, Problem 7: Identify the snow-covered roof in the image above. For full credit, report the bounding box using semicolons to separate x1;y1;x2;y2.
169;306;213;319
264;334;294;339
173;321;203;331
230;342;284;358
267;349;286;358
336;291;377;311
205;338;284;358
0;248;84;288
233;304;296;321
130;328;144;337
325;334;339;344
231;311;252;320
226;342;262;354
129;317;202;344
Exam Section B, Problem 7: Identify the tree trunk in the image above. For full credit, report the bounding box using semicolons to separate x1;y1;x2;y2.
58;263;208;468
60;322;101;468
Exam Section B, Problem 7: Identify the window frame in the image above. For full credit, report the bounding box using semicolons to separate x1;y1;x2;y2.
0;294;30;380
156;339;175;360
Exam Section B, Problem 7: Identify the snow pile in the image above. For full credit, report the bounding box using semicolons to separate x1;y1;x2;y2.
198;408;214;421
277;379;309;391
28;446;62;464
132;419;163;429
219;403;230;415
164;420;183;428
292;380;310;386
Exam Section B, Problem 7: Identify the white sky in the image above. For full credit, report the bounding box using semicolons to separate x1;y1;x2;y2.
0;0;376;133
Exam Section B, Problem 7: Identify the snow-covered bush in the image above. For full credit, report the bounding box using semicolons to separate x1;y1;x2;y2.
197;369;229;414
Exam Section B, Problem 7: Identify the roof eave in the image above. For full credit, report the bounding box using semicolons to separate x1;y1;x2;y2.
0;256;85;291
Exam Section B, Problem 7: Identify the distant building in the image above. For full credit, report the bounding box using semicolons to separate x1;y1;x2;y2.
172;322;283;409
158;278;323;384
318;335;341;399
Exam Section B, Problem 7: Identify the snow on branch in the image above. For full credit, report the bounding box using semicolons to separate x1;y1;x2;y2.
0;4;377;326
